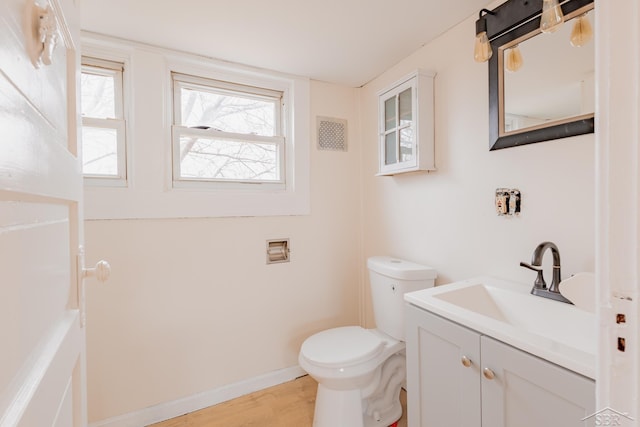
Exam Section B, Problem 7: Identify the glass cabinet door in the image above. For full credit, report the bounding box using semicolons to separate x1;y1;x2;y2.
380;81;415;169
384;96;397;165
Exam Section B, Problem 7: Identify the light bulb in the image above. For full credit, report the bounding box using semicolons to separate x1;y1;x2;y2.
474;31;493;62
570;13;593;47
540;0;564;34
506;45;523;72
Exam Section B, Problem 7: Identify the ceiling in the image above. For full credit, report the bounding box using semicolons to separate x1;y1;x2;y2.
80;0;491;88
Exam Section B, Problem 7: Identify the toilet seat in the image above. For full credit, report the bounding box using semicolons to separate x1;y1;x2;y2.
300;326;385;368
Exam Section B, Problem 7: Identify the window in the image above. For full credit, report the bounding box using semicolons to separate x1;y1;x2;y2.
172;73;285;188
81;57;126;183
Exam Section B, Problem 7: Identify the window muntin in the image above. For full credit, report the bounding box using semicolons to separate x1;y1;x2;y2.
80;57;126;182
172;73;284;186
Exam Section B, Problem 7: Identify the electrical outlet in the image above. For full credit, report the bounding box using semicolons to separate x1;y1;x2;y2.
495;188;521;216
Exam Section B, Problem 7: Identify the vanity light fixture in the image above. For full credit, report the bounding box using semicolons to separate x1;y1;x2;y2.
570;12;593;47
505;45;523;72
474;0;592;65
474;8;496;62
540;0;565;33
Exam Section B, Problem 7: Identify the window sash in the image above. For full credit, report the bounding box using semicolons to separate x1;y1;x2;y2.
81;58;124;119
172;72;283;135
81;117;127;181
172;126;285;187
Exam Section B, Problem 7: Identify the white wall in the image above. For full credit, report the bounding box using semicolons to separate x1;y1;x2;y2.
84;71;362;420
359;11;595;325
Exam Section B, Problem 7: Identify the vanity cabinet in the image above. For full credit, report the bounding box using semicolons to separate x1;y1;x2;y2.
405;305;595;427
377;69;435;175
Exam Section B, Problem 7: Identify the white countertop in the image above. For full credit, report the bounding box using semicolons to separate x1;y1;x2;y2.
404;276;596;379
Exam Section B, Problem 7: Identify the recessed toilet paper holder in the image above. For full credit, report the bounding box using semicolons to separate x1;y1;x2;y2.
266;239;290;264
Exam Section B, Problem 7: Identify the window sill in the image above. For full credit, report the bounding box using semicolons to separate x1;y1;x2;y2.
84;184;310;219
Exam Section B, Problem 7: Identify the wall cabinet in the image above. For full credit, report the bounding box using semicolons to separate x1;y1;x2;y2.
405;304;595;427
377;69;435;175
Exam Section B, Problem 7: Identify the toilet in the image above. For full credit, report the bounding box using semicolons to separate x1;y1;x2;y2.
299;256;437;427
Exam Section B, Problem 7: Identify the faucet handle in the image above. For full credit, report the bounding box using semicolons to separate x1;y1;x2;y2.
519;262;542;272
520;262;547;289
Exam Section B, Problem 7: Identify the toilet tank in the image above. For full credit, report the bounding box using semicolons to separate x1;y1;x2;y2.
367;256;437;341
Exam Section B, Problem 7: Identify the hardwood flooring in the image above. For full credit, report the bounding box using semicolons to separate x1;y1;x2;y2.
149;375;407;427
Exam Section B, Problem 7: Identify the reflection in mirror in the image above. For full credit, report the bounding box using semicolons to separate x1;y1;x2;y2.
501;8;594;135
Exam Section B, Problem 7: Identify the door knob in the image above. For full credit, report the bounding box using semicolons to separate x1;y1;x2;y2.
83;260;111;282
461;356;472;367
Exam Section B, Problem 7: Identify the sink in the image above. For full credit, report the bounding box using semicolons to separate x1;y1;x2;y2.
405;276;596;379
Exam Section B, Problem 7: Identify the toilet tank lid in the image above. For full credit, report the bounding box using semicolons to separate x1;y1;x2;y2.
367;256;437;280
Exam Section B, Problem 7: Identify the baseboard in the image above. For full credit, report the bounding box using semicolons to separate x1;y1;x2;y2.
89;365;307;427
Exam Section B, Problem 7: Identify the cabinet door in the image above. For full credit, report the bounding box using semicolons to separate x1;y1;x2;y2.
481;336;595;427
405;305;481;427
380;79;416;170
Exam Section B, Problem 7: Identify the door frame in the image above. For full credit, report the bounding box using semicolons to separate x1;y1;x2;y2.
595;0;640;423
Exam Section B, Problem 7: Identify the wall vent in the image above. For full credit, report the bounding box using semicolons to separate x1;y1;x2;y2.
317;116;347;151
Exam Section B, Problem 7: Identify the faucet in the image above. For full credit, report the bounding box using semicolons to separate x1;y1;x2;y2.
520;241;573;304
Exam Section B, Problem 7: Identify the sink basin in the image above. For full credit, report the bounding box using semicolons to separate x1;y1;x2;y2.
405;276;596;379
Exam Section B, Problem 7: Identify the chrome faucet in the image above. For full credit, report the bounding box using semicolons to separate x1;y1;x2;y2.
520;241;573;304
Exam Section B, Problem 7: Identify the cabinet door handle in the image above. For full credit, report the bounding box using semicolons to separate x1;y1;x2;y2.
483;367;496;380
461;356;472;367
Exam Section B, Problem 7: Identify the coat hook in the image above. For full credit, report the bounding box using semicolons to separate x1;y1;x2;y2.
24;0;58;68
37;5;58;66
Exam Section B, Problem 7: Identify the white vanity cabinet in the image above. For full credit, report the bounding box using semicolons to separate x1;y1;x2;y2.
405;305;595;427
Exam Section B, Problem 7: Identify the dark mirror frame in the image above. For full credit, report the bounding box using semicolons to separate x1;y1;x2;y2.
487;0;595;151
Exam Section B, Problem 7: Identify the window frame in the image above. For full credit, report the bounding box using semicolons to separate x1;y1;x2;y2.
171;73;286;189
80;56;128;186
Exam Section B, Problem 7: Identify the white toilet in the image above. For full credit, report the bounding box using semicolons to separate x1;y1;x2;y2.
299;256;436;427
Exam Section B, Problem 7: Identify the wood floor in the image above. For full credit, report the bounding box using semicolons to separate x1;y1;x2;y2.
149;375;408;427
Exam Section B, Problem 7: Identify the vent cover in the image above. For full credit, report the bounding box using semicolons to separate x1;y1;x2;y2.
317;116;347;151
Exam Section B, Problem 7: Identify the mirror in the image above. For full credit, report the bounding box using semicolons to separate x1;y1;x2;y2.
488;0;594;150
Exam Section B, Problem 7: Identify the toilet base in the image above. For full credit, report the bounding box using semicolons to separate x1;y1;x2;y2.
313;384;364;427
311;353;405;427
312;385;402;427
362;353;404;427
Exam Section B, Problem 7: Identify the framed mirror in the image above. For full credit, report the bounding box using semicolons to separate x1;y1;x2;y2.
487;0;594;150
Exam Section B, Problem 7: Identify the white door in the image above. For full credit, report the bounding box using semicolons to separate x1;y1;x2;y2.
0;0;89;425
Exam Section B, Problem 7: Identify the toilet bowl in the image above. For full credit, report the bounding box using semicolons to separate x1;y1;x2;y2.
299;256;436;427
